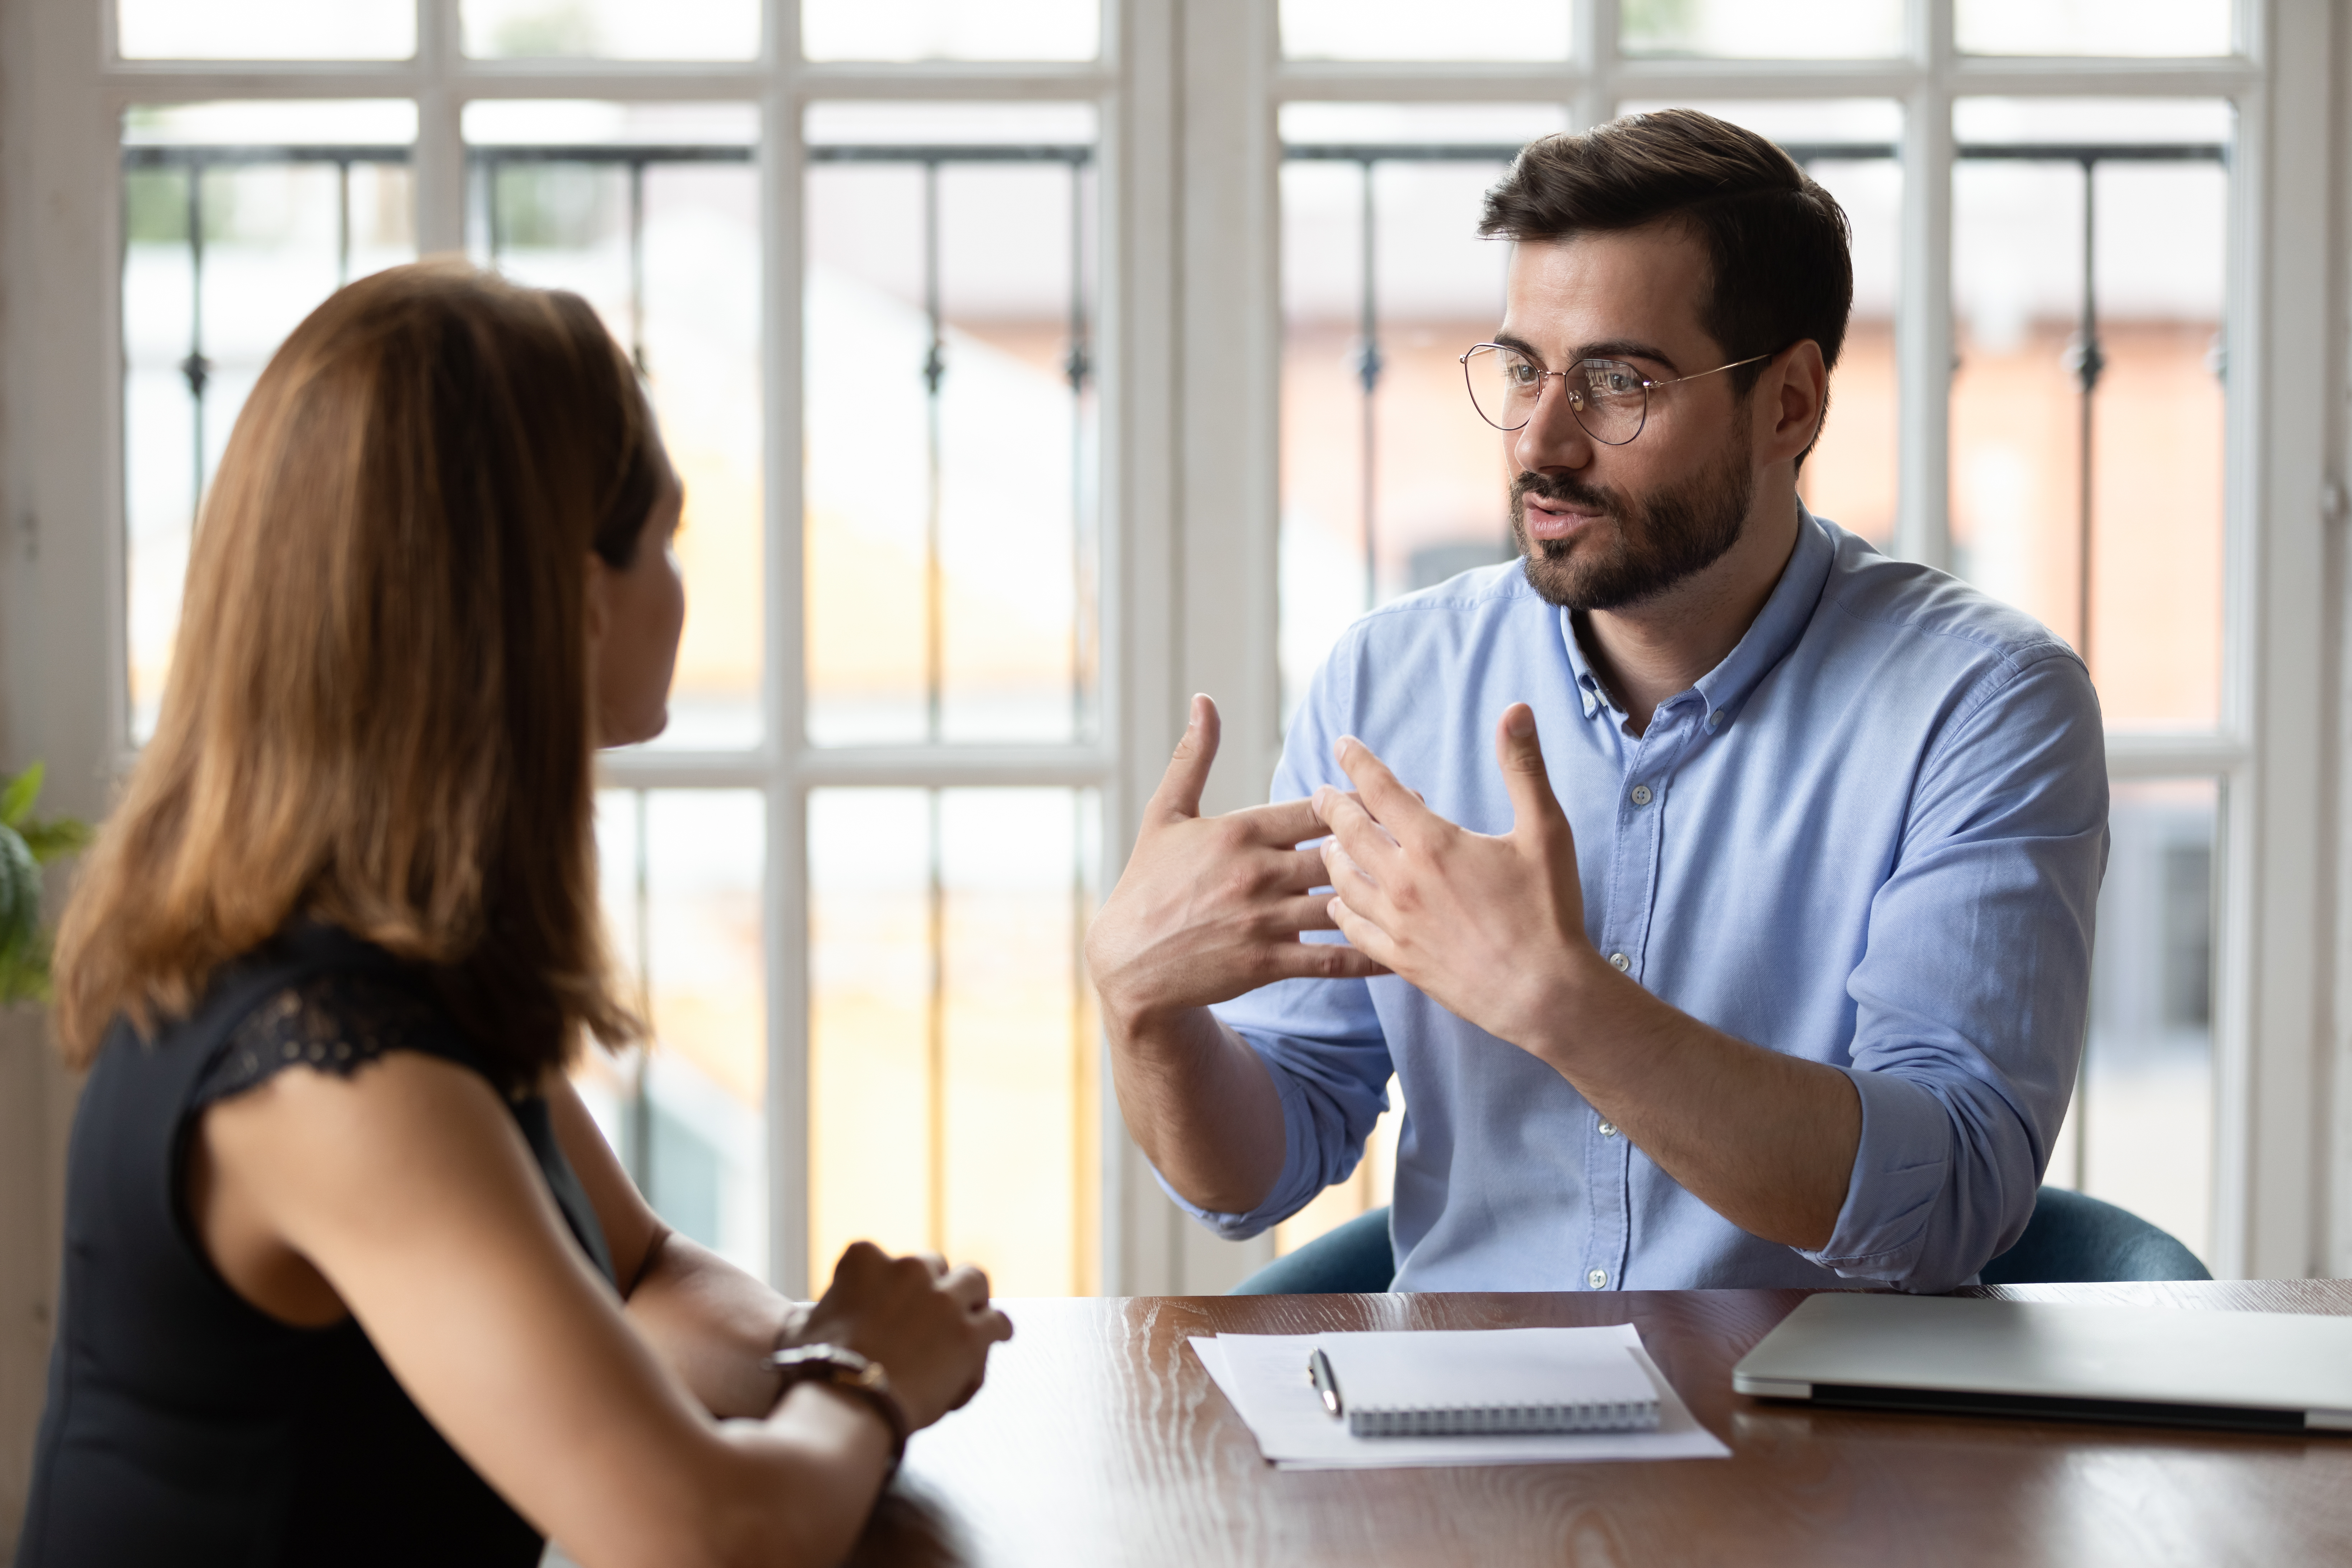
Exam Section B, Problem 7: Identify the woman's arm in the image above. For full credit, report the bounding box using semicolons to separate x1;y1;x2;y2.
545;1076;806;1418
197;1052;1009;1568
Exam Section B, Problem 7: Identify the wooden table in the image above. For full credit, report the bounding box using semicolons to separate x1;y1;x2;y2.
845;1281;2352;1567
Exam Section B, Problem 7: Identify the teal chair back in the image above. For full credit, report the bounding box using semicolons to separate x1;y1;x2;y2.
1976;1185;2210;1284
1229;1185;2209;1294
1231;1206;1393;1295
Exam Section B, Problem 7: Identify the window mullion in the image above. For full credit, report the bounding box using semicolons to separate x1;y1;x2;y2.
1580;0;1617;126
2234;9;2333;1278
1893;0;1953;569
1100;0;1179;1295
413;0;464;251
764;0;809;1297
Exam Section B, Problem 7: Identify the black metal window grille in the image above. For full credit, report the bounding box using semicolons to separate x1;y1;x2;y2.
1283;137;2229;618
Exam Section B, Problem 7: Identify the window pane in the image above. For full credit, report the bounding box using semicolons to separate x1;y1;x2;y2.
1281;0;1570;62
120;0;413;60
1621;0;1902;59
804;104;1100;747
1958;0;2234;57
586;790;769;1277
808;791;930;1268
466;103;764;750
122;102;417;741
1950;99;2229;731
1619;102;1903;546
1278;104;1569;726
1617;96;1903;146
2046;778;2217;1266
464;0;758;60
802;0;1100;62
808;788;1100;1295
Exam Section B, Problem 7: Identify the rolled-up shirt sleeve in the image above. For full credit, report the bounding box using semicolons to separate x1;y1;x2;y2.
1799;646;2107;1292
1156;978;1396;1240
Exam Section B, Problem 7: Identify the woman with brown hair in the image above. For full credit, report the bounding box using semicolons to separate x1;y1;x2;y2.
16;260;1009;1568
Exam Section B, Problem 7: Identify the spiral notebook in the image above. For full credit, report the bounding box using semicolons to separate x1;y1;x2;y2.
1322;1329;1660;1436
1189;1324;1730;1469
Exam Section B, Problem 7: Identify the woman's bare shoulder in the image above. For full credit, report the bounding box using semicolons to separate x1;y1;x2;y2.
191;1044;557;1322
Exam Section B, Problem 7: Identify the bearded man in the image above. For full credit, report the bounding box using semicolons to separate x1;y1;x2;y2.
1086;109;2107;1294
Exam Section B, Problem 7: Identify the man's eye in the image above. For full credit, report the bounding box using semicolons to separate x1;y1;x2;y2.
1505;361;1539;386
1593;368;1640;396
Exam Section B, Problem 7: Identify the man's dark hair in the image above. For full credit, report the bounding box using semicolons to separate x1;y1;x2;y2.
1480;108;1853;416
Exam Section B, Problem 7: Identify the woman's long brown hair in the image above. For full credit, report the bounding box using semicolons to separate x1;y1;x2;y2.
53;260;658;1087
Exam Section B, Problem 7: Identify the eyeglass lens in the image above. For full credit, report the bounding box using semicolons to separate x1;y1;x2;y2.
1463;345;1649;444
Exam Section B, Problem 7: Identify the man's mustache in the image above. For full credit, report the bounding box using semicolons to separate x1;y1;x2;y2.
1512;471;1620;513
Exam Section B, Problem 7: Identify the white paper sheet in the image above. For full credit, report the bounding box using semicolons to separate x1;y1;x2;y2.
1190;1324;1731;1470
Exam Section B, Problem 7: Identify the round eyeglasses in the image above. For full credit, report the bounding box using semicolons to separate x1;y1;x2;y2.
1459;343;1773;445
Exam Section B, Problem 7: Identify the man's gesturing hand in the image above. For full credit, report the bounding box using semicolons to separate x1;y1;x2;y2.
1085;694;1387;1030
1312;704;1600;1058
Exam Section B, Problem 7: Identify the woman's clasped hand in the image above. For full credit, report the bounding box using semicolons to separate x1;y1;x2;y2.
794;1243;1014;1431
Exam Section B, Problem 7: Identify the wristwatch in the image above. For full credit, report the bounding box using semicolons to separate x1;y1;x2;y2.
770;1343;909;1465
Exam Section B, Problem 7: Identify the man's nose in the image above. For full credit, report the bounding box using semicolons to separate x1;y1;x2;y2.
1511;376;1595;475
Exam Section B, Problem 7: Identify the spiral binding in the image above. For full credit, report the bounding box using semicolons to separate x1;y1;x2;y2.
1347;1399;1659;1438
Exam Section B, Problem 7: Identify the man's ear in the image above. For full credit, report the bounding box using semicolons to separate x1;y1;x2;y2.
1763;339;1829;466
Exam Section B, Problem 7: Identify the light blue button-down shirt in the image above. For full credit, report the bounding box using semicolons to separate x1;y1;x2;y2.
1167;511;2107;1294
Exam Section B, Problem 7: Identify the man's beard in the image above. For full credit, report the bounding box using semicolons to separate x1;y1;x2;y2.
1509;425;1755;612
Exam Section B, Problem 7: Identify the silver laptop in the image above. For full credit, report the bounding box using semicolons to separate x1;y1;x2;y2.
1733;1292;2352;1434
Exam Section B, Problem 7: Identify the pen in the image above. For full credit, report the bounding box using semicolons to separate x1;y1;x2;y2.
1307;1347;1344;1419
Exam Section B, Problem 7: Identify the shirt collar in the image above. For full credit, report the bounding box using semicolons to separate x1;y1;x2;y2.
1559;504;1837;729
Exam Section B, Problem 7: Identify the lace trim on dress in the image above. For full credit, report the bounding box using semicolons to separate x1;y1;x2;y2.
193;972;470;1108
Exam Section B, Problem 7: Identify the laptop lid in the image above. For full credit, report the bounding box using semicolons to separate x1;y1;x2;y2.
1732;1293;2352;1434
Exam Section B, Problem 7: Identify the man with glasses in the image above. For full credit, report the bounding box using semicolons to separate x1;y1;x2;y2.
1088;110;2105;1293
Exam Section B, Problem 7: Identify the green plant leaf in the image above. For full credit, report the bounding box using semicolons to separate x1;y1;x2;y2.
0;763;41;828
0;932;48;1005
0;822;37;966
19;818;93;864
0;931;49;1006
0;823;45;1006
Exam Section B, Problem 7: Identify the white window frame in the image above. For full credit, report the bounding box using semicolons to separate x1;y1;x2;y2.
5;0;1161;1301
0;0;2342;1300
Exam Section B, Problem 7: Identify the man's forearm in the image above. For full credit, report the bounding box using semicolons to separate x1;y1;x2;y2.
1106;1003;1288;1216
1533;965;1862;1251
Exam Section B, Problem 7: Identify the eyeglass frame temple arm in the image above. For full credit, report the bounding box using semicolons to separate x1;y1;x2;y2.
1456;343;1776;387
1458;344;1779;431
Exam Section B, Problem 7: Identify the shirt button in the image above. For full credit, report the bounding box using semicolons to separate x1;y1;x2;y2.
1587;1268;1609;1289
1705;710;1724;731
1629;783;1653;806
1598;1120;1617;1137
1609;952;1630;972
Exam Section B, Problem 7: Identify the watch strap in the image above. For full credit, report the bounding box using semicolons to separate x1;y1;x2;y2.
771;1343;909;1465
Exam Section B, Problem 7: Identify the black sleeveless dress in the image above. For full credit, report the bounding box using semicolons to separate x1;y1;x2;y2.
15;924;615;1567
